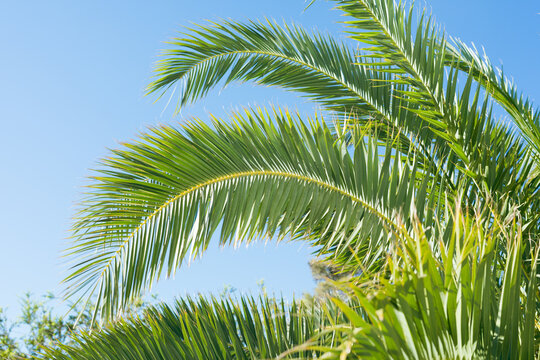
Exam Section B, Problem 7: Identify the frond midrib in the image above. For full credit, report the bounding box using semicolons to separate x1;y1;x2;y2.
95;168;400;294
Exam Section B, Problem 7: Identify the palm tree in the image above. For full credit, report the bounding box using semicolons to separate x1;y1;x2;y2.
42;0;539;358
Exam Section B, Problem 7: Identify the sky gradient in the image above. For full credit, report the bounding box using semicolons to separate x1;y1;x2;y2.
1;0;539;316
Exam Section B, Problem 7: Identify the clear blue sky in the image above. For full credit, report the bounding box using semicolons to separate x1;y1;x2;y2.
1;0;538;316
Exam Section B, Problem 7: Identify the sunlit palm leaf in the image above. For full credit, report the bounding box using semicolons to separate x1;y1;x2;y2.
65;107;438;321
58;0;540;356
147;19;390;117
39;296;343;360
145;7;539;226
332;0;448;116
332;0;540;228
146;18;449;173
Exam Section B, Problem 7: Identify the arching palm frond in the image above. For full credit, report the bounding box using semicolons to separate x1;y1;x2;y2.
65;107;438;321
39;296;342;360
146;18;448;171
147;19;389;117
54;0;540;357
144;7;539;220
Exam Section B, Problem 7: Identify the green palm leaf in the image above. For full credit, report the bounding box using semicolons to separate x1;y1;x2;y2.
333;0;448;116
146;18;448;171
54;0;540;357
145;8;539;223
447;39;540;164
39;296;343;360
332;0;540;228
65;107;437;321
147;19;390;117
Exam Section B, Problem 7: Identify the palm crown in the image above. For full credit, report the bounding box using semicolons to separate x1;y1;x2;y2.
43;0;540;358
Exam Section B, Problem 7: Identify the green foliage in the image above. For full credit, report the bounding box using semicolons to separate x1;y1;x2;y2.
44;0;540;358
67;108;441;321
305;203;540;359
146;19;389;116
0;293;95;359
0;293;155;359
40;296;344;360
0;308;19;359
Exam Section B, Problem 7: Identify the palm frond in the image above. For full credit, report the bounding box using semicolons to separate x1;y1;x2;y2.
146;18;447;169
55;1;540;356
333;0;448;116
147;19;390;117
333;0;540;225
65;107;436;321
39;296;342;360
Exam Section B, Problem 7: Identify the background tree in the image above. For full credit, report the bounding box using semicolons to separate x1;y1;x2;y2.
304;259;350;302
0;293;154;359
0;308;19;359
